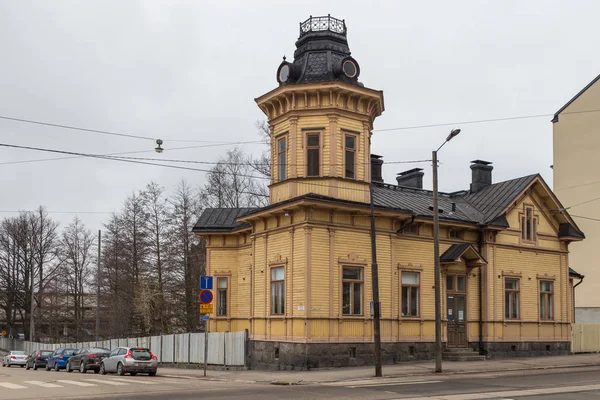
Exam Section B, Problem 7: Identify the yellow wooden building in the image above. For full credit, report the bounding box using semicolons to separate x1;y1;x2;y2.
193;15;585;369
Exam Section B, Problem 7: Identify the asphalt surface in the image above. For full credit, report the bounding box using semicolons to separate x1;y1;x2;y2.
2;362;600;399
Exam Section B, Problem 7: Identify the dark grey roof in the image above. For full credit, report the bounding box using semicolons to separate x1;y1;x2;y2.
440;243;472;263
192;208;255;233
372;184;472;222
276;15;362;87
559;223;585;239
569;267;584;279
458;174;538;224
553;73;600;122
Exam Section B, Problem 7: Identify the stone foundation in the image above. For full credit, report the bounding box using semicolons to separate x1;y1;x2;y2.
480;341;571;359
249;340;571;369
249;341;435;370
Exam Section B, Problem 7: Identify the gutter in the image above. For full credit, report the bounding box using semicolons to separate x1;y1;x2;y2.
573;275;585;323
477;226;484;355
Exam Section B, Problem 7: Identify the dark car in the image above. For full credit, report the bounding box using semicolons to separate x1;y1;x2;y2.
46;348;77;371
25;350;53;370
66;347;110;374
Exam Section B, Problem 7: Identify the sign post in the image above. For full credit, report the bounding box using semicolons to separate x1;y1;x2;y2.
199;276;213;377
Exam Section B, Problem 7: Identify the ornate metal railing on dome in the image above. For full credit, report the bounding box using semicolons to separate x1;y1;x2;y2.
299;15;347;37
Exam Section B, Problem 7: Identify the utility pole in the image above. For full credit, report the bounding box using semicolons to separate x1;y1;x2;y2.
433;128;461;374
432;149;443;373
369;182;382;377
96;230;101;341
29;267;34;341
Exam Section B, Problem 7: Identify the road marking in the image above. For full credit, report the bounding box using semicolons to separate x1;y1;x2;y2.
25;380;62;388
327;378;442;387
348;380;442;388
110;377;161;385
397;383;600;399
57;380;97;387
84;378;128;386
0;382;27;389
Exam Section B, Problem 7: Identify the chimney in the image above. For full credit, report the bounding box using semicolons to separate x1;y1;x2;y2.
396;168;424;189
470;160;493;193
371;154;383;183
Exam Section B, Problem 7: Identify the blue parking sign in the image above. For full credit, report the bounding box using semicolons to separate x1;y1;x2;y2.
200;276;213;290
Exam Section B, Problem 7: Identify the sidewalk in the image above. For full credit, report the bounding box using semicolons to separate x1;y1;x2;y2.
159;353;600;384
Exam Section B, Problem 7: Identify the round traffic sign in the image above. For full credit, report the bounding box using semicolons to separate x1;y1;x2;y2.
200;290;213;304
1;330;5;337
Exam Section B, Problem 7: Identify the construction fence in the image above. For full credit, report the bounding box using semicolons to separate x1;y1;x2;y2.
0;330;248;367
571;324;600;353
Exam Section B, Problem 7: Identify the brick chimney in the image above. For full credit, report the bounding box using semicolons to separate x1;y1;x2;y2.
470;160;493;193
396;168;424;189
371;154;383;183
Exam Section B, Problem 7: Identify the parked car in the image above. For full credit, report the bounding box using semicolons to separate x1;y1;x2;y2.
2;350;28;367
66;347;110;374
25;350;53;370
46;348;77;371
100;347;158;376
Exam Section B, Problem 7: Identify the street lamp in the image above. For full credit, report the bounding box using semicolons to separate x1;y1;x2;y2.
433;128;461;373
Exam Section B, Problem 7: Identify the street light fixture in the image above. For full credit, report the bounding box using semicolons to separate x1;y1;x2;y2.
433;128;461;373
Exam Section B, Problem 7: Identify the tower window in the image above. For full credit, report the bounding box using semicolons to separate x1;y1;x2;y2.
306;133;320;177
345;134;356;179
277;137;287;182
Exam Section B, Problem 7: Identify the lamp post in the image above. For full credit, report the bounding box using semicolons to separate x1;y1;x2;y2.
433;128;461;373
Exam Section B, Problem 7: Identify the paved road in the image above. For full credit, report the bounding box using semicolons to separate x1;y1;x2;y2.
3;363;600;399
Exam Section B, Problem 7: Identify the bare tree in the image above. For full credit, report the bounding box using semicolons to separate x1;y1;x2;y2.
200;147;268;208
56;217;95;342
142;182;168;334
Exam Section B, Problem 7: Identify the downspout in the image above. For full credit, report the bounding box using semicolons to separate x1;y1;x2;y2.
396;215;416;233
573;276;585;323
477;227;484;355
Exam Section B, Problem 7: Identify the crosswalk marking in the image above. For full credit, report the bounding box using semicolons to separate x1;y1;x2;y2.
0;382;27;389
57;379;97;387
84;378;127;386
347;380;442;388
110;377;160;385
25;380;62;388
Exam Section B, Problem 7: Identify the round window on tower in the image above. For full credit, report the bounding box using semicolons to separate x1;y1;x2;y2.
279;65;290;83
342;59;358;78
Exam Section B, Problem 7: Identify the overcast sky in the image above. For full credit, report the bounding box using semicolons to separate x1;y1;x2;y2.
1;0;599;233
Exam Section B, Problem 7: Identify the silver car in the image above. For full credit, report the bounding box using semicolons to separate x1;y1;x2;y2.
2;350;28;367
100;347;158;376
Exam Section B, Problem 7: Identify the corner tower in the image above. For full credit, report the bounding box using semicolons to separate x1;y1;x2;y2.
255;15;384;204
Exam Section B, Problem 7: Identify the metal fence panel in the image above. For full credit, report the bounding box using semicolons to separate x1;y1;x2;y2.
189;333;203;363
572;324;600;353
150;336;162;362
161;335;174;363
226;331;246;366
127;337;138;348
207;332;224;365
175;333;189;363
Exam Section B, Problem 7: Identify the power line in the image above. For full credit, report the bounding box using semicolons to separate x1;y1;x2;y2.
571;214;600;223
0;143;270;180
0;114;265;144
0;140;265;166
373;108;600;133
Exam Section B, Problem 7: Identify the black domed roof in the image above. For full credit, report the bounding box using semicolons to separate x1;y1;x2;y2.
276;15;362;87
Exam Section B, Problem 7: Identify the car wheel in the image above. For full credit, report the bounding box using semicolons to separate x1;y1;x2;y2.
116;363;124;376
33;364;38;371
66;362;72;373
148;371;157;377
79;362;86;374
100;363;107;375
129;372;137;376
25;364;30;370
94;369;100;374
20;365;24;368
54;362;60;372
45;363;51;371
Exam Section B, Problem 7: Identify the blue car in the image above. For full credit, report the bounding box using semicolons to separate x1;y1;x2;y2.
46;348;77;371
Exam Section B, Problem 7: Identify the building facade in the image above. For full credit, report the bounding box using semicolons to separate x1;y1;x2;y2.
194;16;584;369
553;74;600;323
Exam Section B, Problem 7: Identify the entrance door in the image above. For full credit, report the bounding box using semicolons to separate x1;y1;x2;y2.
446;274;467;348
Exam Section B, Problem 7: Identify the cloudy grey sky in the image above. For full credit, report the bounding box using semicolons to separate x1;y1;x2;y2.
1;0;599;233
